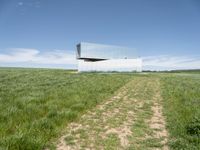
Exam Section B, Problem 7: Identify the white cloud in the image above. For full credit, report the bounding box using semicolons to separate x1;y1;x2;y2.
142;55;200;71
0;49;199;70
0;48;77;68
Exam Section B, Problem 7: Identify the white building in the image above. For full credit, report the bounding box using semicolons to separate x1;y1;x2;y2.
76;42;142;72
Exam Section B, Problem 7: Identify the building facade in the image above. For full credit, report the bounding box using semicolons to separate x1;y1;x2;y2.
76;42;142;72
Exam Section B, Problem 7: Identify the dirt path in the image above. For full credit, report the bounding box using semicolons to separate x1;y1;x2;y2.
55;77;169;150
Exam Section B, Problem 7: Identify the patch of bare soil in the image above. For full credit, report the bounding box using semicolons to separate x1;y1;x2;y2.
105;123;132;147
149;80;169;150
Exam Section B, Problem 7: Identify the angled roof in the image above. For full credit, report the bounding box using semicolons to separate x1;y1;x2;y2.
76;42;138;60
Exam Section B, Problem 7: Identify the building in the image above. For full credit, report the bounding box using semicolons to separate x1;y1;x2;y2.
76;42;142;72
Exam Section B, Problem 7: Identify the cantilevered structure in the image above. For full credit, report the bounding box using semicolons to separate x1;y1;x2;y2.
76;42;142;72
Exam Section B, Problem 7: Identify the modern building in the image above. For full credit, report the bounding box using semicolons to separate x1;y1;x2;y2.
76;42;142;72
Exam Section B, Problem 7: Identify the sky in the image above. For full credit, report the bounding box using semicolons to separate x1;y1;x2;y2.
0;0;200;70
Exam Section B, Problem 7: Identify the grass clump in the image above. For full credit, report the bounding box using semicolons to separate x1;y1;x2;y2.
186;116;200;137
65;110;78;121
64;135;75;145
70;103;85;112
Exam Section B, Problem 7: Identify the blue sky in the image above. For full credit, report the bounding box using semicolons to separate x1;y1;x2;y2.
0;0;200;70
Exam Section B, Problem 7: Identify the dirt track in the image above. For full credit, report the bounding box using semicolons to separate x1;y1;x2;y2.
56;77;168;149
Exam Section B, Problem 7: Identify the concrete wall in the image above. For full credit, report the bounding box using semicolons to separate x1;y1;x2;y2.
78;59;142;72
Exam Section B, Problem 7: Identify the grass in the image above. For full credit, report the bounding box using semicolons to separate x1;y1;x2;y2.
0;68;133;149
161;72;200;149
1;68;200;149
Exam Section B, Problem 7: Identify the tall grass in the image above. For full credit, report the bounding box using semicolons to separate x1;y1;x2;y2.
161;73;200;149
0;68;132;149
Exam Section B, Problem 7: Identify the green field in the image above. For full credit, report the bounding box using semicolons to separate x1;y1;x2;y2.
161;73;200;149
0;68;199;149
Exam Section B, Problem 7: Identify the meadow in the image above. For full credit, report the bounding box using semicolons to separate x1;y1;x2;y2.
0;68;133;149
0;68;199;149
161;72;200;149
